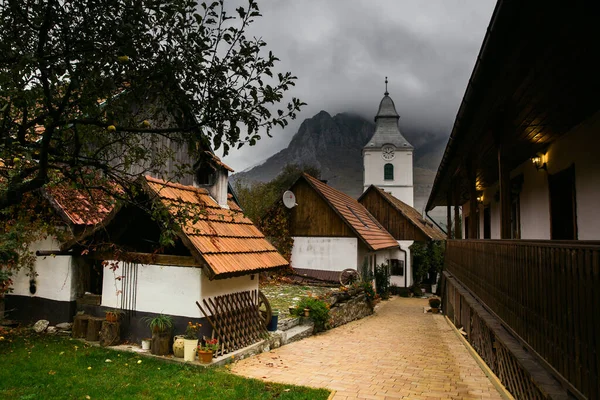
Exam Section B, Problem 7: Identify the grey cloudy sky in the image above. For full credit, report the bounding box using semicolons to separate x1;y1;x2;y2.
220;0;496;172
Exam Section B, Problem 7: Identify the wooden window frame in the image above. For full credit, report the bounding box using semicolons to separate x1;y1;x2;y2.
384;163;394;181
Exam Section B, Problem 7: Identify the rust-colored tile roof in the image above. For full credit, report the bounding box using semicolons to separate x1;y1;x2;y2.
301;174;398;251
44;185;114;226
144;176;287;279
365;185;445;240
205;151;234;172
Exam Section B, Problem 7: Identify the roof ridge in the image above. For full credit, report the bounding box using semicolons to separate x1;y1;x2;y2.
145;175;209;194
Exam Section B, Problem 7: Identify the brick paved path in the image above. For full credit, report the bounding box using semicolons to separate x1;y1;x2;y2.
231;297;504;400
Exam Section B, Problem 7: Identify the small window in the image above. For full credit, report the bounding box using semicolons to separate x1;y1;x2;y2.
384;163;394;180
390;259;404;276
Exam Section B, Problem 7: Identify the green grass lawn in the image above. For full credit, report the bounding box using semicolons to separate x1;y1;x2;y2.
261;282;336;318
0;331;329;400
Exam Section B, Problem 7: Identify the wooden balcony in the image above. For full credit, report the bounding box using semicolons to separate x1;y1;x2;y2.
445;239;600;399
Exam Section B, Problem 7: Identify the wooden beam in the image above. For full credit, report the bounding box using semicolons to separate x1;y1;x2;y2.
89;252;202;268
467;161;478;239
454;189;462;239
498;145;512;239
447;184;453;239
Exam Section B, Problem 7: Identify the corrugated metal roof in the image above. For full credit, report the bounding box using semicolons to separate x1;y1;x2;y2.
144;176;288;279
44;185;114;226
365;185;445;241
302;174;399;251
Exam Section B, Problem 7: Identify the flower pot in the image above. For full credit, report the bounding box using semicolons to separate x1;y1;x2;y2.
198;349;213;364
105;312;119;323
183;338;198;362
141;338;151;350
304;308;310;317
431;308;440;314
173;335;185;358
267;310;279;331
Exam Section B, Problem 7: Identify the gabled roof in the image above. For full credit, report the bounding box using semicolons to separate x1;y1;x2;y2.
360;185;445;241
144;176;288;279
364;92;413;150
301;174;398;251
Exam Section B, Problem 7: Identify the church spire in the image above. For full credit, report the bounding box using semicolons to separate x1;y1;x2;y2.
384;77;389;96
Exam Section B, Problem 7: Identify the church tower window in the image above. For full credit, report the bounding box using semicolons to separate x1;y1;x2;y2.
384;163;394;180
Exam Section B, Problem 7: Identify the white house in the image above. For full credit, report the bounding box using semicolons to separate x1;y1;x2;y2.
6;155;288;342
283;173;399;282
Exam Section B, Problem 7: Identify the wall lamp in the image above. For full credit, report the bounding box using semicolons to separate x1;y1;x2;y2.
531;153;547;171
476;192;484;204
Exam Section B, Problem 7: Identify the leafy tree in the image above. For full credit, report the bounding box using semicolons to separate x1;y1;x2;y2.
411;241;445;285
233;163;320;222
234;164;319;261
0;0;304;302
0;0;303;207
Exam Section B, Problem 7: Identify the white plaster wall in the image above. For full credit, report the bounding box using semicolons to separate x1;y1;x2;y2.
200;272;258;316
209;169;229;208
291;237;358;271
388;241;413;287
363;149;414;206
101;262;202;318
462;110;600;240
8;238;76;302
544;111;600;240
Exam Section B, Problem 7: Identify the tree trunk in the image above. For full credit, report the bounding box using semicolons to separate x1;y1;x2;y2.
72;315;90;338
86;317;104;342
99;321;120;347
151;331;171;356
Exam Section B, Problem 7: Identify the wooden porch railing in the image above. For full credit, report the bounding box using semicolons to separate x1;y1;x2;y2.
445;239;600;400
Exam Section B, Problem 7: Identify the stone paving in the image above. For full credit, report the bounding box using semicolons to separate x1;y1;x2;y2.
231;297;504;400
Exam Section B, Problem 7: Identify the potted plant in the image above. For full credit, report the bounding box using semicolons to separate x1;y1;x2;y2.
142;314;173;355
105;309;123;323
183;322;201;362
429;297;441;314
197;337;219;363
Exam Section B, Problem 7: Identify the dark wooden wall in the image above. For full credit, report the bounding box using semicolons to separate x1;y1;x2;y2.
360;190;428;242
445;239;600;399
289;179;354;237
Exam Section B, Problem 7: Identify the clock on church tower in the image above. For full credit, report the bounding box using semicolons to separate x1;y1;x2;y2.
382;145;395;160
362;78;415;206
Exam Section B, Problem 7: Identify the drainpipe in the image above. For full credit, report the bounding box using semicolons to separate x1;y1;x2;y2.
398;246;408;288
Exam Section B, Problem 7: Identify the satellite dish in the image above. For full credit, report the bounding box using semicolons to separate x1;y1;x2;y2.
283;190;297;209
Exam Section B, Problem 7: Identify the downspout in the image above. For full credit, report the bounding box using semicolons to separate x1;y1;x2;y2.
425;210;447;236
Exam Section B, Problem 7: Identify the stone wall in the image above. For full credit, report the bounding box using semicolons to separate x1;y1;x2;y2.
328;292;373;328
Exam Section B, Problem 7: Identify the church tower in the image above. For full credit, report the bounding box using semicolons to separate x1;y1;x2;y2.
363;78;414;206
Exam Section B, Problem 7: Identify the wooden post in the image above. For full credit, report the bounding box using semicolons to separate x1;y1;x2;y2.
498;145;511;239
467;161;478;239
446;186;453;239
454;189;462;239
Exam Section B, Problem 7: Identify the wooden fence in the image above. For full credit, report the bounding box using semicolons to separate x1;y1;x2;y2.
445;239;600;400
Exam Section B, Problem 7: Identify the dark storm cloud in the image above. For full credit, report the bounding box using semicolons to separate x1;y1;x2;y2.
221;0;496;171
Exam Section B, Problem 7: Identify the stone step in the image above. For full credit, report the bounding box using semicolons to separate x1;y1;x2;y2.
280;323;313;345
277;317;300;331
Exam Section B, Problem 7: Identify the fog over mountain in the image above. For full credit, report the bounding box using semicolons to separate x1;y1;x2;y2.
220;1;496;173
231;110;447;215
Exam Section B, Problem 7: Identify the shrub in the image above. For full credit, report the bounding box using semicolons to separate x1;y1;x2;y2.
410;285;423;297
360;281;376;302
374;263;390;299
294;297;330;332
